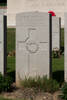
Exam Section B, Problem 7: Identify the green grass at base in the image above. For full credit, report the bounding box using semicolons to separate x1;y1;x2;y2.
7;28;16;53
52;55;64;82
7;56;15;73
7;56;15;82
52;55;64;72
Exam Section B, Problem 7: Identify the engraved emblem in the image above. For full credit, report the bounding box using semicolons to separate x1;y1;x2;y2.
26;41;39;53
17;28;48;53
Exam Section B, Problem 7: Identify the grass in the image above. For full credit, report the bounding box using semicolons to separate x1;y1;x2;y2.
7;28;64;82
7;28;16;81
7;56;15;73
21;76;59;93
52;28;64;82
52;55;64;72
52;55;64;83
7;28;16;53
7;56;15;82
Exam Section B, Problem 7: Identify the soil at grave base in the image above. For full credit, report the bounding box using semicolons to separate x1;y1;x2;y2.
0;88;63;100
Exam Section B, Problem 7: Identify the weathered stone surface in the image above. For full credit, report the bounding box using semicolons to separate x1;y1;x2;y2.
35;93;53;100
16;12;52;81
52;16;61;50
64;13;67;81
0;15;4;74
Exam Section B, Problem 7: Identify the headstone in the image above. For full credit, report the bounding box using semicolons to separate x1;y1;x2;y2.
16;12;52;82
52;16;61;50
0;14;7;75
64;13;67;81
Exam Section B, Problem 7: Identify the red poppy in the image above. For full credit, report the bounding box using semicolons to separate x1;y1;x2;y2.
48;11;56;16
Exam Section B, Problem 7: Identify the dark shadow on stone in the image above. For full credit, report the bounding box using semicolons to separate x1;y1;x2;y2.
7;71;15;82
60;46;64;54
52;71;64;84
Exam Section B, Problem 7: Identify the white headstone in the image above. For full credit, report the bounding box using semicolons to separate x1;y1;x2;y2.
16;12;52;82
64;13;67;81
52;16;61;50
0;15;6;75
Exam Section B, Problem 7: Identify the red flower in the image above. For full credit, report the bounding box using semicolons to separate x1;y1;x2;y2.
48;11;56;16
